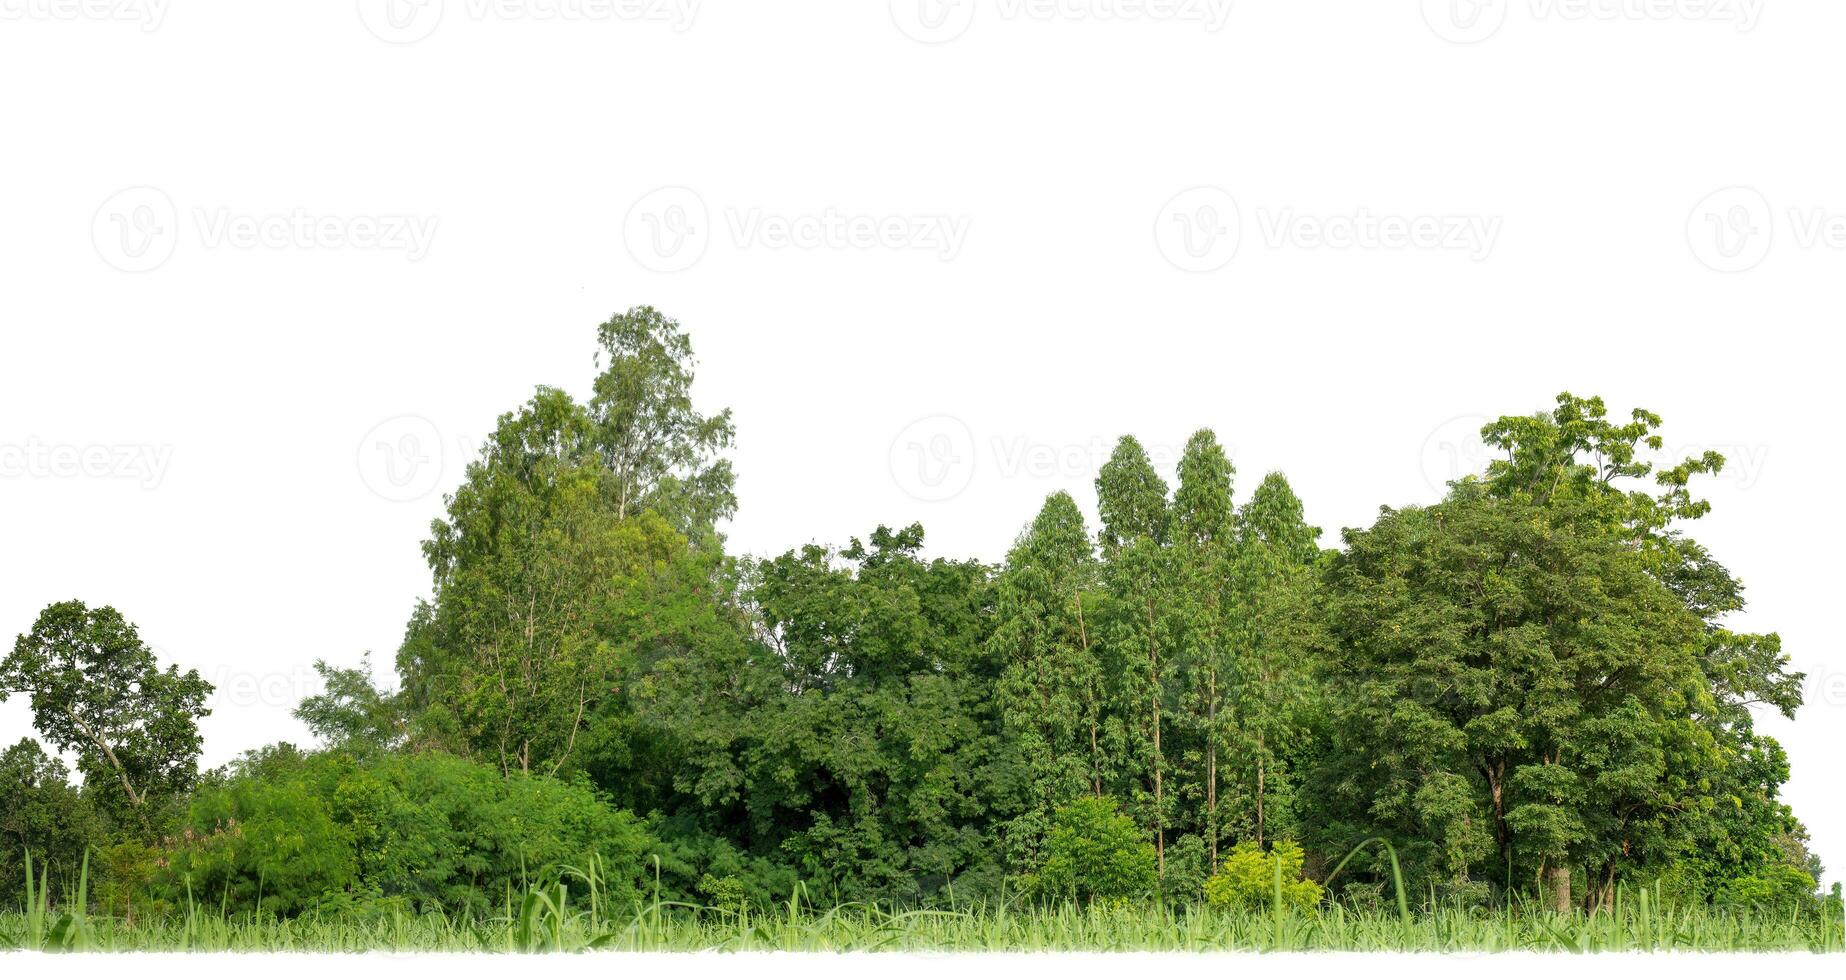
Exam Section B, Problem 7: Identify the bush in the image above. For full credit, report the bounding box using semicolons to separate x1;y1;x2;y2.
1202;839;1323;912
1717;864;1817;913
156;748;650;916
1026;797;1156;904
1159;834;1209;905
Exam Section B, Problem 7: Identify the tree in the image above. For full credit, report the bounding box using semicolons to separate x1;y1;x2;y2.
1167;430;1236;863
1310;394;1804;911
400;312;742;782
293;653;406;755
1202;838;1323;911
589;305;737;541
1226;472;1322;847
406;388;641;775
1028;796;1157;905
1095;436;1174;872
0;737;100;896
992;492;1107;868
1;601;211;822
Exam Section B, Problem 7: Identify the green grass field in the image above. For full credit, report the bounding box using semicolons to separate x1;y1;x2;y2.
7;891;1843;953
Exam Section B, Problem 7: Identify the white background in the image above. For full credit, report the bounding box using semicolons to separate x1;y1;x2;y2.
2;0;1842;895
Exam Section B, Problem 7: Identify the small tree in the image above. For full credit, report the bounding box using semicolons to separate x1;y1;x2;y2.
1028;796;1157;904
1203;839;1323;911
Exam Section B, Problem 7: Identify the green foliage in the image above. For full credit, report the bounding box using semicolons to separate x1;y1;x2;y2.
9;309;1822;932
0;739;99;901
1203;839;1323;911
1;600;212;820
292;654;405;756
589;305;737;540
1308;394;1811;910
1717;864;1818;913
1028;797;1157;904
155;749;649;916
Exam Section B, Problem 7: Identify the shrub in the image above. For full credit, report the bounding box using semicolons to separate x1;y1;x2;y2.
1717;864;1817;913
1202;839;1323;912
1027;797;1156;904
155;749;649;915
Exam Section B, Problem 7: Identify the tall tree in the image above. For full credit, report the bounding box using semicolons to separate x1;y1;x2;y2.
401;311;741;779
590;305;737;541
992;492;1107;868
1227;472;1322;847
1096;435;1174;871
1168;430;1236;863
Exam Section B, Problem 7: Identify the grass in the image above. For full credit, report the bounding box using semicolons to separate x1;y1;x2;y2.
5;846;1841;953
4;887;1842;952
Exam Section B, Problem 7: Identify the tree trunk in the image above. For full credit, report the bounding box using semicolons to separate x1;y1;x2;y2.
1207;667;1218;865
1545;864;1572;914
1147;597;1163;875
1256;731;1266;847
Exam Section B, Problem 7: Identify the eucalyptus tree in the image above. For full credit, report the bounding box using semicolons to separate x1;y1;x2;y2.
589;305;737;541
1227;472;1322;847
1095;435;1174;870
1167;429;1237;863
992;492;1108;868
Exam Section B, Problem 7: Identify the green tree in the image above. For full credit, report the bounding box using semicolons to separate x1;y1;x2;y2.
1202;838;1323;911
1167;430;1237;864
1095;435;1174;872
0;737;100;897
1;601;211;824
1028;796;1157;905
589;305;737;541
1312;395;1804;911
992;492;1107;868
293;653;406;756
1226;472;1322;847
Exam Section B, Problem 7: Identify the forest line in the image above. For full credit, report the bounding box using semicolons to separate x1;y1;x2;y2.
2;307;1829;923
